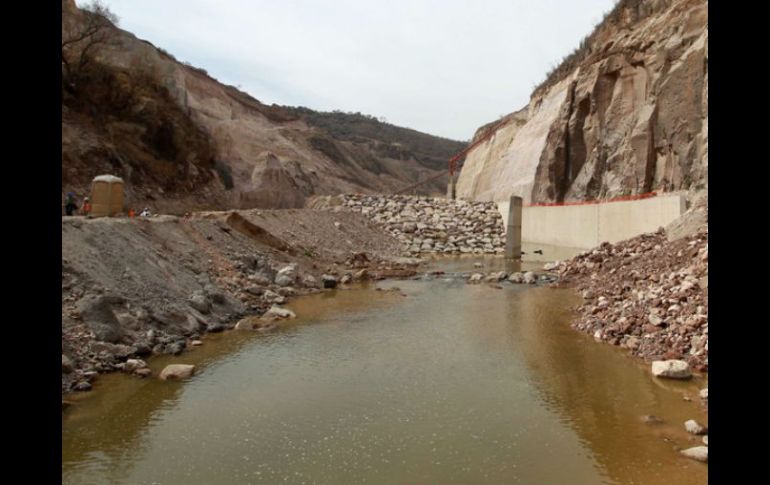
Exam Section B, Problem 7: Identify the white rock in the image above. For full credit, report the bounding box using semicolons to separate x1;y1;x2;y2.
680;446;708;462
684;419;708;435
651;360;692;379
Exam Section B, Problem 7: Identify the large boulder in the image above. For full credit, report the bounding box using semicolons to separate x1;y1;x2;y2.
651;360;692;379
188;292;211;314
159;364;196;381
680;446;708;462
77;294;125;343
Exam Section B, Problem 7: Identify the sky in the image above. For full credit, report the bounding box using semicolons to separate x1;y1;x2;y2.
96;0;617;141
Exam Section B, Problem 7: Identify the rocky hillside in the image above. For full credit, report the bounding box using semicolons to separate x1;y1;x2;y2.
457;0;707;205
61;0;464;213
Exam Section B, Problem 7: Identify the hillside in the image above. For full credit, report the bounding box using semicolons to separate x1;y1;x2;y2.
61;0;464;212
457;0;707;205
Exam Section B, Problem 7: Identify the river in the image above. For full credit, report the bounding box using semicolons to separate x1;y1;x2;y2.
62;256;707;485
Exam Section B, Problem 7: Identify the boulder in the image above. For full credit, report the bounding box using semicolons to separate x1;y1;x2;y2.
123;359;147;373
274;265;297;287
322;275;338;289
188;292;211;314
263;306;296;319
680;446;708;462
523;272;537;284
684;420;708;435
651;360;692;379
159;364;196;381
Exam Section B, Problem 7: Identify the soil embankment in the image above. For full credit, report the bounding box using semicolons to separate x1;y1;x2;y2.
62;208;417;393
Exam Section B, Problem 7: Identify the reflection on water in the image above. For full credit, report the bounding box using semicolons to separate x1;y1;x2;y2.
63;263;706;485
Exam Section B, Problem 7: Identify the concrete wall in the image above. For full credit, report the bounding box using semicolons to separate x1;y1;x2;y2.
497;194;685;249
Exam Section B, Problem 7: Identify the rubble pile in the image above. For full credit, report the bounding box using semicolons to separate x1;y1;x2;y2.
338;194;506;255
554;227;708;371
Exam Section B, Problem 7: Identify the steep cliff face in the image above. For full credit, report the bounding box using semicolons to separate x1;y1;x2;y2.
62;1;463;211
457;0;707;204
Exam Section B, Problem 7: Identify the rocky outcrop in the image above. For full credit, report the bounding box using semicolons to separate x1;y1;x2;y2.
333;194;506;255
457;0;707;205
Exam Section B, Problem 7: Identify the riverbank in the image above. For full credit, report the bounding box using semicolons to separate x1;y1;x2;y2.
553;225;708;373
62;208;421;393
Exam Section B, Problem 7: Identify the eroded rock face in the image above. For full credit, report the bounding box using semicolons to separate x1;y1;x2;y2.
457;0;707;204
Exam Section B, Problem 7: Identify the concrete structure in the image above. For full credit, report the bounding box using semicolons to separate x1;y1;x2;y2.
446;175;456;200
505;196;522;259
496;194;685;249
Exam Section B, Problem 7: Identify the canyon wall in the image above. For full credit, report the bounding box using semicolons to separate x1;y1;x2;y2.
457;0;707;205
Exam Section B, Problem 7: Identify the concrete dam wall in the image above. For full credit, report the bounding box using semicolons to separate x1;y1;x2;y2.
496;194;685;249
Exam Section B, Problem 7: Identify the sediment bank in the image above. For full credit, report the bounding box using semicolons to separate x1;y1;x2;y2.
62;208;420;393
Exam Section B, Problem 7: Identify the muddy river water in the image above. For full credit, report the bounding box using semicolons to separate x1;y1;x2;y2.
62;256;707;485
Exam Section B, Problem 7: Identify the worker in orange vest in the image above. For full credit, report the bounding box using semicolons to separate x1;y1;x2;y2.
82;197;92;216
128;208;136;219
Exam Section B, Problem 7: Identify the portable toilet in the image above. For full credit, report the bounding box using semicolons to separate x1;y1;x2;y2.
90;174;124;217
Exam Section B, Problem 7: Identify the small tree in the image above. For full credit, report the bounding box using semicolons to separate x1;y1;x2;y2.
62;1;119;87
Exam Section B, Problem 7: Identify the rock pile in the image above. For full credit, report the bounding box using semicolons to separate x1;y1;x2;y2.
554;227;708;372
337;194;506;255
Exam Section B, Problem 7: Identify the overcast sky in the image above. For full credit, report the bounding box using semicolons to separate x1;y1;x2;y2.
97;0;616;141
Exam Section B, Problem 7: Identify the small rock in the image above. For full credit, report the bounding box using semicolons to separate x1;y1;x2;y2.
641;415;664;424
702;435;708;445
74;381;92;392
191;340;203;346
648;313;664;326
159;364;196;381
699;388;708;400
134;368;152;378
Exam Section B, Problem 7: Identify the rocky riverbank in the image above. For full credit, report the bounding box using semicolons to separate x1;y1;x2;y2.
62;208;419;394
552;226;708;372
312;194;507;255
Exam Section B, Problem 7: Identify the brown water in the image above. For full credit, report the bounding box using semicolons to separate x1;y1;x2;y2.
62;258;707;485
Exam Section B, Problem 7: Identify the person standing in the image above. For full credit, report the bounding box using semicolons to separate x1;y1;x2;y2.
81;197;92;216
64;192;78;216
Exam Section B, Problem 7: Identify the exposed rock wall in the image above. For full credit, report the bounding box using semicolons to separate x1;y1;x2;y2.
457;0;707;205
